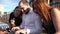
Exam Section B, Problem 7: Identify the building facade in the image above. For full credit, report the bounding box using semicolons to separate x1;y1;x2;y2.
50;0;60;8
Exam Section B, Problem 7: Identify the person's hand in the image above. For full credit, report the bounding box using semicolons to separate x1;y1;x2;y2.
11;26;20;31
55;32;60;34
10;19;15;27
15;29;27;34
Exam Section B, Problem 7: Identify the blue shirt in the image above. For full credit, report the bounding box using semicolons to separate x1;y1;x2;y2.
20;8;42;34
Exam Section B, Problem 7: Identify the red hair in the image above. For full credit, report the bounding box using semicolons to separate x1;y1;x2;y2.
34;0;52;22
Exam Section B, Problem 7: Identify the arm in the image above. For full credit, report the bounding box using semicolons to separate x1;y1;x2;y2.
51;8;60;34
9;12;15;27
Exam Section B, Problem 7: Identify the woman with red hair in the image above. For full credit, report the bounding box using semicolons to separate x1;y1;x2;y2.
33;0;60;34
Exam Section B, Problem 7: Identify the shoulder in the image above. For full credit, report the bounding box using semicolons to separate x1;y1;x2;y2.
53;8;60;12
10;12;13;14
51;8;60;14
30;12;40;20
51;8;60;18
10;12;14;15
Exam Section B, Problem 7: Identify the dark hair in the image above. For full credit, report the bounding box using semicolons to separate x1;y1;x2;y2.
14;6;19;11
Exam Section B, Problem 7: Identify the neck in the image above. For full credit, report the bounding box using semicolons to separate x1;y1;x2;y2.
23;8;30;14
